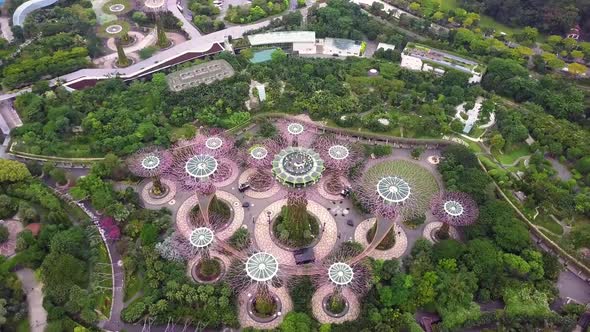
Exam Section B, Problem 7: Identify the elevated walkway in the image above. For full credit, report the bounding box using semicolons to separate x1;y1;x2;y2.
13;0;58;26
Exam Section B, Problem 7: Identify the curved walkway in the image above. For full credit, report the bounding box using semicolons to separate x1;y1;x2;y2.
354;218;407;260
16;268;47;332
140;178;177;206
422;221;459;243
13;0;58;27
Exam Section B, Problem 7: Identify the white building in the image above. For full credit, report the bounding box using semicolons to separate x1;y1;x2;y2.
376;42;396;52
248;31;317;55
247;31;363;57
400;43;485;84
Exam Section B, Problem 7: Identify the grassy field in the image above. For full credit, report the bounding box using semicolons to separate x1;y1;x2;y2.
493;144;530;165
531;214;564;235
439;0;458;11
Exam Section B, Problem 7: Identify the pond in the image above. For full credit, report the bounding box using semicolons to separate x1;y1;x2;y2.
250;49;277;64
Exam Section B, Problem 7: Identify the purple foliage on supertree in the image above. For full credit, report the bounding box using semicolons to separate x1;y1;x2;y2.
244;139;281;170
276;120;316;148
430;191;479;227
312;135;358;173
99;216;120;240
190;128;236;157
127;146;173;178
167;143;221;194
312;244;373;297
354;182;400;221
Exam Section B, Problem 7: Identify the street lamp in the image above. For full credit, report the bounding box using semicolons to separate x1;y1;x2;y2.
266;210;272;225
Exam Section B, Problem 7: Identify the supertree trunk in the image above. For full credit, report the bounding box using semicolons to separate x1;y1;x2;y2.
156;17;169;48
152;176;164;195
437;222;450;240
284;190;310;239
115;38;130;67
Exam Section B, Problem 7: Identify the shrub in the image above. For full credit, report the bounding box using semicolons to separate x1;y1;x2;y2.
121;300;146;323
138;46;158;60
0;225;9;244
0;195;17;219
254;296;276;317
229;227;251;250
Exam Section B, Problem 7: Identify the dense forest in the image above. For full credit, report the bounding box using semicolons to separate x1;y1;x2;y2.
460;0;590;34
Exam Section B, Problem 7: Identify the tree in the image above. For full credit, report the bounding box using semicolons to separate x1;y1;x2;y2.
0;299;6;326
0;160;31;182
116;38;130;67
0;225;8;244
280;312;313;332
490;133;505;151
271;48;287;62
568;62;587;76
156;18;169;48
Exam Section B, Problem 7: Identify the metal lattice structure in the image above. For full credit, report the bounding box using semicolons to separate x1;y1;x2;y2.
277;120;316;148
128;146;173;178
430;192;479;227
226;251;285;301
313;135;358;173
243;140;281;191
168;142;231;194
272;147;325;187
190;129;236;158
313;244;372;297
356;160;440;220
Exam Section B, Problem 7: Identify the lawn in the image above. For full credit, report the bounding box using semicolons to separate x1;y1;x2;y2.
531;214;564;235
124;270;144;302
439;0;458;11
479;15;523;35
493;144;530;165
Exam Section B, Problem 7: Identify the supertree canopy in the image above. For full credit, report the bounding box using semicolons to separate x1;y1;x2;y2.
357;160;440;220
168;138;233;194
226;251;283;303
243;140;281;191
277;120;315;147
192;129;235;158
430;192;478;238
313;135;358;193
272;146;324;187
128;146;173;195
313;243;372;312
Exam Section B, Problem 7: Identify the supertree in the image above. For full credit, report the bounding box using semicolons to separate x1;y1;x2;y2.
127;146;173;196
273;189;320;248
430;191;478;240
313;243;372;315
243;139;280;191
226;251;285;319
313;135;359;194
143;0;169;48
277;120;316;148
356;160;440;220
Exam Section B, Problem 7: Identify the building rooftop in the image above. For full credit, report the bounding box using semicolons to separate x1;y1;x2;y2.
403;43;484;74
248;31;316;46
166;59;234;92
324;37;362;53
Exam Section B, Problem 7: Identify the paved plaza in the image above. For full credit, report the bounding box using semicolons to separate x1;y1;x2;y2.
422;221;459;242
354;218;408;259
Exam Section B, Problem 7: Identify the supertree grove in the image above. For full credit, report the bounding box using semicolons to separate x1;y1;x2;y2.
127;146;173;196
313;135;358;194
430;191;478;239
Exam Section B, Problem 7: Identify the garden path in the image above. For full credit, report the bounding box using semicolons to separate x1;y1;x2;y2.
16;268;47;332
